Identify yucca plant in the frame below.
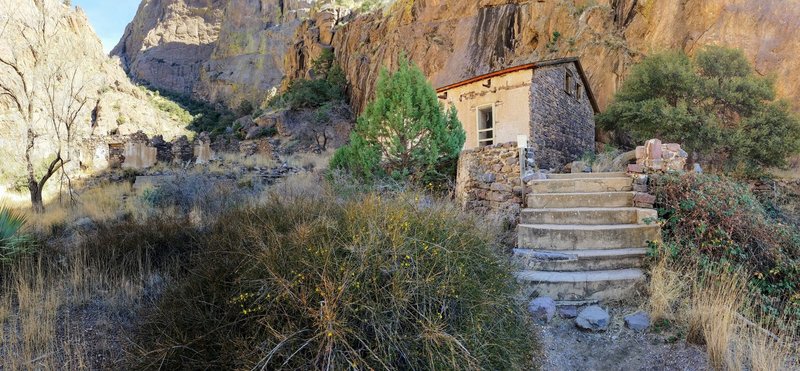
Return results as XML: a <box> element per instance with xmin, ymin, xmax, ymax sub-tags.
<box><xmin>0</xmin><ymin>206</ymin><xmax>34</xmax><ymax>263</ymax></box>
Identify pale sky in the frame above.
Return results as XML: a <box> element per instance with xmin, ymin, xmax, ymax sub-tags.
<box><xmin>73</xmin><ymin>0</ymin><xmax>141</xmax><ymax>53</ymax></box>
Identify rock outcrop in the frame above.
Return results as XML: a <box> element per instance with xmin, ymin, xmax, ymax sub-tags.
<box><xmin>333</xmin><ymin>0</ymin><xmax>800</xmax><ymax>112</ymax></box>
<box><xmin>0</xmin><ymin>0</ymin><xmax>190</xmax><ymax>178</ymax></box>
<box><xmin>111</xmin><ymin>0</ymin><xmax>226</xmax><ymax>96</ymax></box>
<box><xmin>113</xmin><ymin>0</ymin><xmax>800</xmax><ymax>114</ymax></box>
<box><xmin>113</xmin><ymin>0</ymin><xmax>328</xmax><ymax>108</ymax></box>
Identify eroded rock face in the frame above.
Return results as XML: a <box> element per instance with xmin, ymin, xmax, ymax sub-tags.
<box><xmin>114</xmin><ymin>0</ymin><xmax>800</xmax><ymax>113</ymax></box>
<box><xmin>195</xmin><ymin>0</ymin><xmax>317</xmax><ymax>108</ymax></box>
<box><xmin>111</xmin><ymin>0</ymin><xmax>226</xmax><ymax>96</ymax></box>
<box><xmin>334</xmin><ymin>0</ymin><xmax>800</xmax><ymax>112</ymax></box>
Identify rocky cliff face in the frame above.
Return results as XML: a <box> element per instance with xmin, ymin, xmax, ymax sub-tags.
<box><xmin>333</xmin><ymin>0</ymin><xmax>800</xmax><ymax>112</ymax></box>
<box><xmin>113</xmin><ymin>0</ymin><xmax>329</xmax><ymax>108</ymax></box>
<box><xmin>114</xmin><ymin>0</ymin><xmax>800</xmax><ymax>113</ymax></box>
<box><xmin>111</xmin><ymin>0</ymin><xmax>226</xmax><ymax>96</ymax></box>
<box><xmin>0</xmin><ymin>0</ymin><xmax>190</xmax><ymax>179</ymax></box>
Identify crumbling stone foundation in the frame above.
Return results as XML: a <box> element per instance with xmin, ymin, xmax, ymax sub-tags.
<box><xmin>455</xmin><ymin>142</ymin><xmax>529</xmax><ymax>219</ymax></box>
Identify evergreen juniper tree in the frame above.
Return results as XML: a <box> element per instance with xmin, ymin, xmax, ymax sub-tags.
<box><xmin>598</xmin><ymin>46</ymin><xmax>800</xmax><ymax>176</ymax></box>
<box><xmin>331</xmin><ymin>57</ymin><xmax>465</xmax><ymax>183</ymax></box>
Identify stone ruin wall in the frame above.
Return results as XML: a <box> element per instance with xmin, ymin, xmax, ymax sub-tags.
<box><xmin>80</xmin><ymin>132</ymin><xmax>215</xmax><ymax>171</ymax></box>
<box><xmin>455</xmin><ymin>143</ymin><xmax>528</xmax><ymax>220</ymax></box>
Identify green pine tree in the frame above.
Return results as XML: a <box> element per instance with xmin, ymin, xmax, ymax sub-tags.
<box><xmin>598</xmin><ymin>46</ymin><xmax>800</xmax><ymax>176</ymax></box>
<box><xmin>331</xmin><ymin>57</ymin><xmax>465</xmax><ymax>183</ymax></box>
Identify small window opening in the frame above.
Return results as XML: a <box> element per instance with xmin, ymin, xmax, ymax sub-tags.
<box><xmin>565</xmin><ymin>70</ymin><xmax>574</xmax><ymax>96</ymax></box>
<box><xmin>477</xmin><ymin>106</ymin><xmax>494</xmax><ymax>147</ymax></box>
<box><xmin>576</xmin><ymin>83</ymin><xmax>583</xmax><ymax>100</ymax></box>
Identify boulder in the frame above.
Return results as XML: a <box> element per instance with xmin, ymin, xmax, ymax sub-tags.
<box><xmin>527</xmin><ymin>296</ymin><xmax>556</xmax><ymax>323</ymax></box>
<box><xmin>624</xmin><ymin>311</ymin><xmax>650</xmax><ymax>332</ymax></box>
<box><xmin>576</xmin><ymin>305</ymin><xmax>610</xmax><ymax>332</ymax></box>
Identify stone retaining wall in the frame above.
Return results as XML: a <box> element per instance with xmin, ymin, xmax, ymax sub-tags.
<box><xmin>455</xmin><ymin>142</ymin><xmax>528</xmax><ymax>218</ymax></box>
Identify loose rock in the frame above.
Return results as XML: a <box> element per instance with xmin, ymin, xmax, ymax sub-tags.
<box><xmin>558</xmin><ymin>305</ymin><xmax>578</xmax><ymax>319</ymax></box>
<box><xmin>528</xmin><ymin>296</ymin><xmax>556</xmax><ymax>323</ymax></box>
<box><xmin>576</xmin><ymin>305</ymin><xmax>610</xmax><ymax>332</ymax></box>
<box><xmin>624</xmin><ymin>311</ymin><xmax>650</xmax><ymax>332</ymax></box>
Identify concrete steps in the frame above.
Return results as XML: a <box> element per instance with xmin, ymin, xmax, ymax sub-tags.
<box><xmin>521</xmin><ymin>207</ymin><xmax>657</xmax><ymax>225</ymax></box>
<box><xmin>527</xmin><ymin>191</ymin><xmax>636</xmax><ymax>209</ymax></box>
<box><xmin>528</xmin><ymin>177</ymin><xmax>633</xmax><ymax>193</ymax></box>
<box><xmin>546</xmin><ymin>172</ymin><xmax>628</xmax><ymax>180</ymax></box>
<box><xmin>518</xmin><ymin>223</ymin><xmax>661</xmax><ymax>250</ymax></box>
<box><xmin>513</xmin><ymin>248</ymin><xmax>647</xmax><ymax>271</ymax></box>
<box><xmin>515</xmin><ymin>268</ymin><xmax>645</xmax><ymax>301</ymax></box>
<box><xmin>513</xmin><ymin>172</ymin><xmax>660</xmax><ymax>302</ymax></box>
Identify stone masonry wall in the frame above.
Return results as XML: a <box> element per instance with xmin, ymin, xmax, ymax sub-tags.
<box><xmin>530</xmin><ymin>63</ymin><xmax>595</xmax><ymax>170</ymax></box>
<box><xmin>455</xmin><ymin>143</ymin><xmax>526</xmax><ymax>218</ymax></box>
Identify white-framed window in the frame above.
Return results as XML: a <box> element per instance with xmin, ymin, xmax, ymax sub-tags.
<box><xmin>476</xmin><ymin>104</ymin><xmax>494</xmax><ymax>147</ymax></box>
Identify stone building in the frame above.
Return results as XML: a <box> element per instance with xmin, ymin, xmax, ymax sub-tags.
<box><xmin>437</xmin><ymin>57</ymin><xmax>599</xmax><ymax>170</ymax></box>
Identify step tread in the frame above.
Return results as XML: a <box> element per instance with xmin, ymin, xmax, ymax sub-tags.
<box><xmin>519</xmin><ymin>223</ymin><xmax>659</xmax><ymax>231</ymax></box>
<box><xmin>530</xmin><ymin>177</ymin><xmax>632</xmax><ymax>183</ymax></box>
<box><xmin>515</xmin><ymin>268</ymin><xmax>644</xmax><ymax>283</ymax></box>
<box><xmin>521</xmin><ymin>207</ymin><xmax>649</xmax><ymax>213</ymax></box>
<box><xmin>529</xmin><ymin>191</ymin><xmax>637</xmax><ymax>196</ymax></box>
<box><xmin>547</xmin><ymin>172</ymin><xmax>628</xmax><ymax>179</ymax></box>
<box><xmin>513</xmin><ymin>248</ymin><xmax>648</xmax><ymax>259</ymax></box>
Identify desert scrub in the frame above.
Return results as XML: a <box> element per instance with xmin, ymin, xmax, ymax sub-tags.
<box><xmin>650</xmin><ymin>173</ymin><xmax>800</xmax><ymax>324</ymax></box>
<box><xmin>130</xmin><ymin>192</ymin><xmax>536</xmax><ymax>369</ymax></box>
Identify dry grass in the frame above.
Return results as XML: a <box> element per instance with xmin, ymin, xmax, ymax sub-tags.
<box><xmin>0</xmin><ymin>225</ymin><xmax>183</xmax><ymax>368</ymax></box>
<box><xmin>214</xmin><ymin>152</ymin><xmax>277</xmax><ymax>170</ymax></box>
<box><xmin>686</xmin><ymin>271</ymin><xmax>745</xmax><ymax>369</ymax></box>
<box><xmin>0</xmin><ymin>181</ymin><xmax>133</xmax><ymax>233</ymax></box>
<box><xmin>286</xmin><ymin>149</ymin><xmax>335</xmax><ymax>171</ymax></box>
<box><xmin>1</xmin><ymin>258</ymin><xmax>73</xmax><ymax>369</ymax></box>
<box><xmin>648</xmin><ymin>263</ymin><xmax>799</xmax><ymax>370</ymax></box>
<box><xmin>647</xmin><ymin>256</ymin><xmax>686</xmax><ymax>323</ymax></box>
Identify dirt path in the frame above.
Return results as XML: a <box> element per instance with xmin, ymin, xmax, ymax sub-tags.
<box><xmin>537</xmin><ymin>306</ymin><xmax>708</xmax><ymax>371</ymax></box>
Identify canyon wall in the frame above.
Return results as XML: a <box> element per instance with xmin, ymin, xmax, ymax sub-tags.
<box><xmin>114</xmin><ymin>0</ymin><xmax>800</xmax><ymax>113</ymax></box>
<box><xmin>0</xmin><ymin>0</ymin><xmax>190</xmax><ymax>178</ymax></box>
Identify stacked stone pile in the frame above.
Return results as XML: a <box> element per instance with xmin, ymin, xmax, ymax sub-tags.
<box><xmin>628</xmin><ymin>139</ymin><xmax>688</xmax><ymax>173</ymax></box>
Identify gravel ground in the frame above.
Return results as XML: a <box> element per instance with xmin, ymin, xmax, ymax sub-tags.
<box><xmin>538</xmin><ymin>305</ymin><xmax>708</xmax><ymax>371</ymax></box>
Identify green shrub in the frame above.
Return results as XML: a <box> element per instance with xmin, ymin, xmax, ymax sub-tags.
<box><xmin>140</xmin><ymin>85</ymin><xmax>236</xmax><ymax>135</ymax></box>
<box><xmin>130</xmin><ymin>192</ymin><xmax>535</xmax><ymax>369</ymax></box>
<box><xmin>0</xmin><ymin>206</ymin><xmax>35</xmax><ymax>264</ymax></box>
<box><xmin>650</xmin><ymin>173</ymin><xmax>800</xmax><ymax>322</ymax></box>
<box><xmin>236</xmin><ymin>100</ymin><xmax>255</xmax><ymax>116</ymax></box>
<box><xmin>331</xmin><ymin>57</ymin><xmax>465</xmax><ymax>184</ymax></box>
<box><xmin>271</xmin><ymin>49</ymin><xmax>348</xmax><ymax>110</ymax></box>
<box><xmin>599</xmin><ymin>47</ymin><xmax>800</xmax><ymax>176</ymax></box>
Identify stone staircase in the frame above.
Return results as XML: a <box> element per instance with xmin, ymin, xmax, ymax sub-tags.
<box><xmin>514</xmin><ymin>172</ymin><xmax>661</xmax><ymax>301</ymax></box>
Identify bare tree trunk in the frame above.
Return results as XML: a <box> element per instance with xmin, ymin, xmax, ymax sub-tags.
<box><xmin>29</xmin><ymin>183</ymin><xmax>44</xmax><ymax>214</ymax></box>
<box><xmin>25</xmin><ymin>129</ymin><xmax>45</xmax><ymax>213</ymax></box>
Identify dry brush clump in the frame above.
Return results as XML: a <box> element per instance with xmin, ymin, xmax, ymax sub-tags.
<box><xmin>647</xmin><ymin>254</ymin><xmax>799</xmax><ymax>370</ymax></box>
<box><xmin>650</xmin><ymin>173</ymin><xmax>800</xmax><ymax>324</ymax></box>
<box><xmin>647</xmin><ymin>172</ymin><xmax>799</xmax><ymax>369</ymax></box>
<box><xmin>0</xmin><ymin>214</ymin><xmax>200</xmax><ymax>369</ymax></box>
<box><xmin>129</xmin><ymin>191</ymin><xmax>536</xmax><ymax>370</ymax></box>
